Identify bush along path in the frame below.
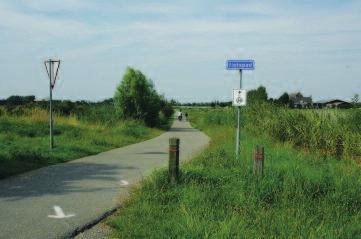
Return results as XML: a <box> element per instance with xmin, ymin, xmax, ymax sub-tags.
<box><xmin>108</xmin><ymin>109</ymin><xmax>361</xmax><ymax>238</ymax></box>
<box><xmin>0</xmin><ymin>119</ymin><xmax>209</xmax><ymax>239</ymax></box>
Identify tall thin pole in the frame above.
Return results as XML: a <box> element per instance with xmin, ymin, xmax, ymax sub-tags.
<box><xmin>49</xmin><ymin>61</ymin><xmax>54</xmax><ymax>149</ymax></box>
<box><xmin>236</xmin><ymin>70</ymin><xmax>242</xmax><ymax>157</ymax></box>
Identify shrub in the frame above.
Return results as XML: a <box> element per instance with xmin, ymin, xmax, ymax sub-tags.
<box><xmin>114</xmin><ymin>67</ymin><xmax>171</xmax><ymax>127</ymax></box>
<box><xmin>247</xmin><ymin>86</ymin><xmax>268</xmax><ymax>104</ymax></box>
<box><xmin>160</xmin><ymin>97</ymin><xmax>174</xmax><ymax>119</ymax></box>
<box><xmin>6</xmin><ymin>95</ymin><xmax>35</xmax><ymax>105</ymax></box>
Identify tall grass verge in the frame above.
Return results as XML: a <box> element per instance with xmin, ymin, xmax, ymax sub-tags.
<box><xmin>187</xmin><ymin>104</ymin><xmax>361</xmax><ymax>160</ymax></box>
<box><xmin>108</xmin><ymin>108</ymin><xmax>361</xmax><ymax>238</ymax></box>
<box><xmin>0</xmin><ymin>109</ymin><xmax>163</xmax><ymax>179</ymax></box>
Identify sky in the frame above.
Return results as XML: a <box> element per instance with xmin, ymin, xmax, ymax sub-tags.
<box><xmin>0</xmin><ymin>0</ymin><xmax>360</xmax><ymax>102</ymax></box>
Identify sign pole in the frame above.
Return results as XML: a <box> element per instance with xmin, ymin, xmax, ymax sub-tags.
<box><xmin>226</xmin><ymin>59</ymin><xmax>254</xmax><ymax>158</ymax></box>
<box><xmin>49</xmin><ymin>61</ymin><xmax>54</xmax><ymax>149</ymax></box>
<box><xmin>44</xmin><ymin>58</ymin><xmax>60</xmax><ymax>150</ymax></box>
<box><xmin>236</xmin><ymin>69</ymin><xmax>242</xmax><ymax>157</ymax></box>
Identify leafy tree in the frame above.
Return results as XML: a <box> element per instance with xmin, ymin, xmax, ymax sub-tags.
<box><xmin>159</xmin><ymin>96</ymin><xmax>173</xmax><ymax>119</ymax></box>
<box><xmin>276</xmin><ymin>92</ymin><xmax>290</xmax><ymax>106</ymax></box>
<box><xmin>219</xmin><ymin>101</ymin><xmax>232</xmax><ymax>107</ymax></box>
<box><xmin>247</xmin><ymin>86</ymin><xmax>268</xmax><ymax>104</ymax></box>
<box><xmin>6</xmin><ymin>95</ymin><xmax>35</xmax><ymax>105</ymax></box>
<box><xmin>169</xmin><ymin>99</ymin><xmax>179</xmax><ymax>106</ymax></box>
<box><xmin>100</xmin><ymin>98</ymin><xmax>114</xmax><ymax>105</ymax></box>
<box><xmin>114</xmin><ymin>67</ymin><xmax>163</xmax><ymax>127</ymax></box>
<box><xmin>56</xmin><ymin>100</ymin><xmax>75</xmax><ymax>115</ymax></box>
<box><xmin>211</xmin><ymin>101</ymin><xmax>219</xmax><ymax>108</ymax></box>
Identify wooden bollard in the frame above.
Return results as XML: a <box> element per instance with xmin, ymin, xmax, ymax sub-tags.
<box><xmin>253</xmin><ymin>145</ymin><xmax>264</xmax><ymax>177</ymax></box>
<box><xmin>335</xmin><ymin>136</ymin><xmax>343</xmax><ymax>159</ymax></box>
<box><xmin>169</xmin><ymin>137</ymin><xmax>180</xmax><ymax>183</ymax></box>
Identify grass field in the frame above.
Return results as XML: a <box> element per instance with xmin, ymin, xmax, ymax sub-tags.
<box><xmin>0</xmin><ymin>107</ymin><xmax>164</xmax><ymax>179</ymax></box>
<box><xmin>108</xmin><ymin>107</ymin><xmax>361</xmax><ymax>238</ymax></box>
<box><xmin>193</xmin><ymin>104</ymin><xmax>361</xmax><ymax>159</ymax></box>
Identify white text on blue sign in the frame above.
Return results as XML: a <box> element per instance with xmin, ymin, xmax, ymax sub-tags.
<box><xmin>226</xmin><ymin>60</ymin><xmax>255</xmax><ymax>70</ymax></box>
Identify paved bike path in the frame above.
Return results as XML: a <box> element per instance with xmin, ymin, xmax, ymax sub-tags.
<box><xmin>0</xmin><ymin>120</ymin><xmax>210</xmax><ymax>239</ymax></box>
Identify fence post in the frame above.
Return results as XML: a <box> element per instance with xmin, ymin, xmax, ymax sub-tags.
<box><xmin>335</xmin><ymin>136</ymin><xmax>343</xmax><ymax>159</ymax></box>
<box><xmin>253</xmin><ymin>145</ymin><xmax>264</xmax><ymax>177</ymax></box>
<box><xmin>169</xmin><ymin>137</ymin><xmax>180</xmax><ymax>183</ymax></box>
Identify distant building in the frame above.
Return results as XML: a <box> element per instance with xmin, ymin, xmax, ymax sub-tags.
<box><xmin>289</xmin><ymin>92</ymin><xmax>312</xmax><ymax>108</ymax></box>
<box><xmin>314</xmin><ymin>99</ymin><xmax>352</xmax><ymax>109</ymax></box>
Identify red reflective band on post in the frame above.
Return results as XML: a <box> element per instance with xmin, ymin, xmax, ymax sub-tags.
<box><xmin>169</xmin><ymin>146</ymin><xmax>179</xmax><ymax>152</ymax></box>
<box><xmin>254</xmin><ymin>153</ymin><xmax>263</xmax><ymax>161</ymax></box>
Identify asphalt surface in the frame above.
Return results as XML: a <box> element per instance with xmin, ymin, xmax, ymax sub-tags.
<box><xmin>0</xmin><ymin>119</ymin><xmax>210</xmax><ymax>239</ymax></box>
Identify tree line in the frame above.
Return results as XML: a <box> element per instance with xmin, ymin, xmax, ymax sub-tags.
<box><xmin>1</xmin><ymin>67</ymin><xmax>174</xmax><ymax>127</ymax></box>
<box><xmin>2</xmin><ymin>77</ymin><xmax>359</xmax><ymax>123</ymax></box>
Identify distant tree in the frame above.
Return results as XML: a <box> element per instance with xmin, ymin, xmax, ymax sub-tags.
<box><xmin>100</xmin><ymin>98</ymin><xmax>114</xmax><ymax>105</ymax></box>
<box><xmin>75</xmin><ymin>100</ymin><xmax>90</xmax><ymax>105</ymax></box>
<box><xmin>169</xmin><ymin>99</ymin><xmax>179</xmax><ymax>106</ymax></box>
<box><xmin>114</xmin><ymin>67</ymin><xmax>163</xmax><ymax>127</ymax></box>
<box><xmin>6</xmin><ymin>95</ymin><xmax>35</xmax><ymax>105</ymax></box>
<box><xmin>57</xmin><ymin>100</ymin><xmax>75</xmax><ymax>115</ymax></box>
<box><xmin>219</xmin><ymin>101</ymin><xmax>232</xmax><ymax>107</ymax></box>
<box><xmin>24</xmin><ymin>95</ymin><xmax>35</xmax><ymax>103</ymax></box>
<box><xmin>276</xmin><ymin>92</ymin><xmax>290</xmax><ymax>106</ymax></box>
<box><xmin>247</xmin><ymin>86</ymin><xmax>268</xmax><ymax>104</ymax></box>
<box><xmin>351</xmin><ymin>94</ymin><xmax>359</xmax><ymax>107</ymax></box>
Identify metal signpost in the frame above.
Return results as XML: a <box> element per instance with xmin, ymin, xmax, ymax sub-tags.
<box><xmin>44</xmin><ymin>59</ymin><xmax>61</xmax><ymax>149</ymax></box>
<box><xmin>226</xmin><ymin>59</ymin><xmax>255</xmax><ymax>157</ymax></box>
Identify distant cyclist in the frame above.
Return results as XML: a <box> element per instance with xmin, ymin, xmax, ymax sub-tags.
<box><xmin>177</xmin><ymin>111</ymin><xmax>183</xmax><ymax>121</ymax></box>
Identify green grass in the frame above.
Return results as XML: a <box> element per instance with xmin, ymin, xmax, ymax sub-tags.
<box><xmin>0</xmin><ymin>113</ymin><xmax>163</xmax><ymax>179</ymax></box>
<box><xmin>187</xmin><ymin>105</ymin><xmax>361</xmax><ymax>159</ymax></box>
<box><xmin>108</xmin><ymin>107</ymin><xmax>361</xmax><ymax>238</ymax></box>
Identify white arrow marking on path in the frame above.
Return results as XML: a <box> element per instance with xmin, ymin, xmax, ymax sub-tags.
<box><xmin>120</xmin><ymin>180</ymin><xmax>129</xmax><ymax>186</ymax></box>
<box><xmin>48</xmin><ymin>206</ymin><xmax>75</xmax><ymax>219</ymax></box>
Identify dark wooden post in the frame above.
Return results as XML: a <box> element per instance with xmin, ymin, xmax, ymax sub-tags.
<box><xmin>253</xmin><ymin>145</ymin><xmax>264</xmax><ymax>177</ymax></box>
<box><xmin>169</xmin><ymin>137</ymin><xmax>180</xmax><ymax>183</ymax></box>
<box><xmin>335</xmin><ymin>136</ymin><xmax>343</xmax><ymax>159</ymax></box>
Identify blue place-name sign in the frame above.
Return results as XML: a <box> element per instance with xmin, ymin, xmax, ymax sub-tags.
<box><xmin>226</xmin><ymin>60</ymin><xmax>255</xmax><ymax>70</ymax></box>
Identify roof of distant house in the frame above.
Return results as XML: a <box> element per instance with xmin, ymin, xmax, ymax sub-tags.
<box><xmin>315</xmin><ymin>99</ymin><xmax>350</xmax><ymax>104</ymax></box>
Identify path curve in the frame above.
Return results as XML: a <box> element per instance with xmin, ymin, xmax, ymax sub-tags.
<box><xmin>0</xmin><ymin>120</ymin><xmax>209</xmax><ymax>239</ymax></box>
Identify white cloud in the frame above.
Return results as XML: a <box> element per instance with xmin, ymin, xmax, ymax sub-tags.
<box><xmin>19</xmin><ymin>0</ymin><xmax>93</xmax><ymax>12</ymax></box>
<box><xmin>0</xmin><ymin>0</ymin><xmax>360</xmax><ymax>100</ymax></box>
<box><xmin>0</xmin><ymin>2</ymin><xmax>95</xmax><ymax>40</ymax></box>
<box><xmin>218</xmin><ymin>1</ymin><xmax>277</xmax><ymax>16</ymax></box>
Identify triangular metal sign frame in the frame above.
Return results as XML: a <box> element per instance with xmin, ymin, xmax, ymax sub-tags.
<box><xmin>44</xmin><ymin>60</ymin><xmax>61</xmax><ymax>89</ymax></box>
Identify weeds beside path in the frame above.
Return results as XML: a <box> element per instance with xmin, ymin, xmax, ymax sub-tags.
<box><xmin>108</xmin><ymin>109</ymin><xmax>361</xmax><ymax>238</ymax></box>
